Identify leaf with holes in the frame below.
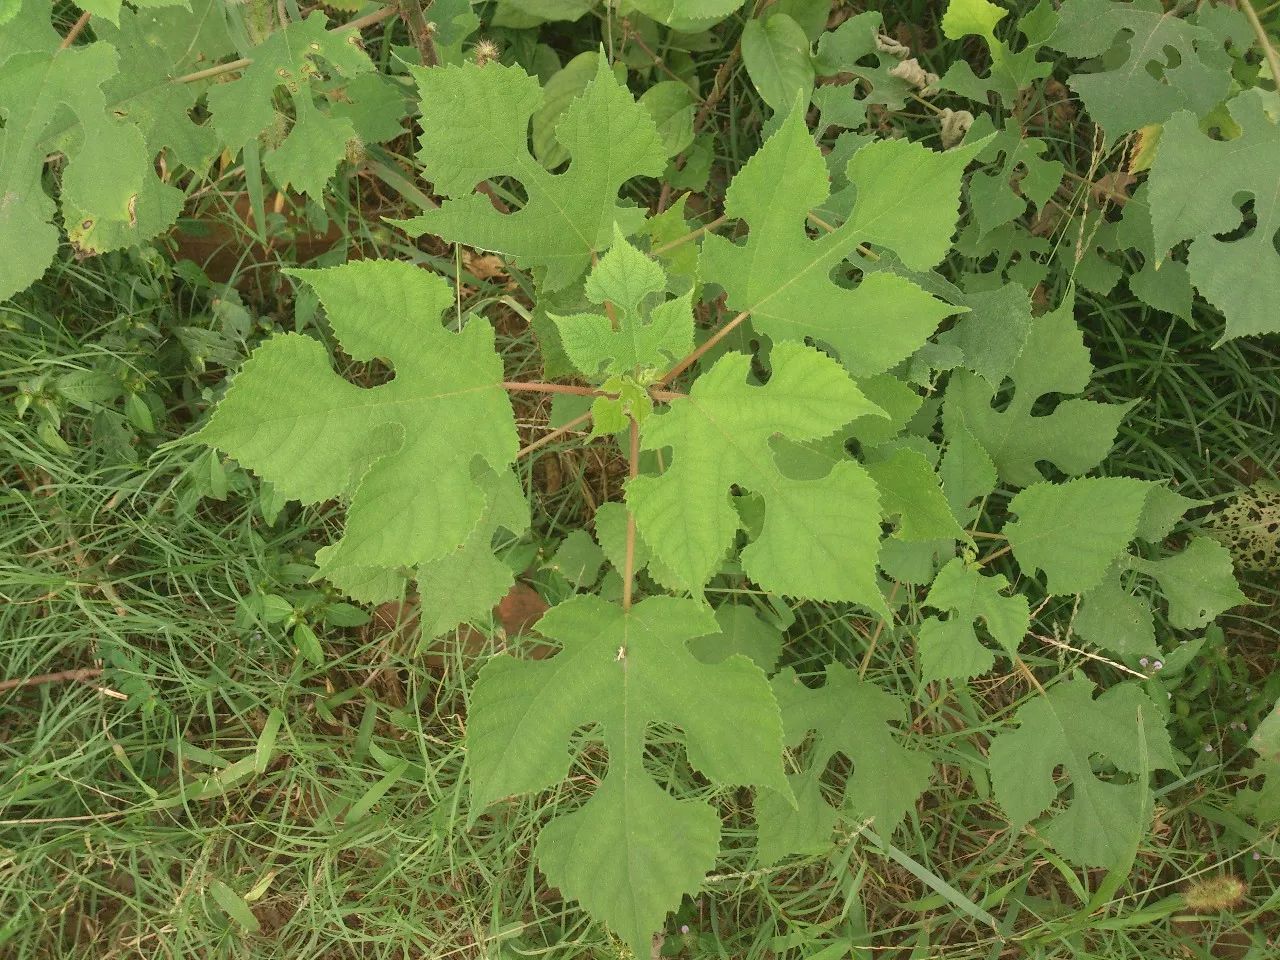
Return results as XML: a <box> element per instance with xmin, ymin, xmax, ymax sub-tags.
<box><xmin>918</xmin><ymin>558</ymin><xmax>1030</xmax><ymax>682</ymax></box>
<box><xmin>1148</xmin><ymin>90</ymin><xmax>1280</xmax><ymax>339</ymax></box>
<box><xmin>943</xmin><ymin>294</ymin><xmax>1133</xmax><ymax>487</ymax></box>
<box><xmin>396</xmin><ymin>57</ymin><xmax>666</xmax><ymax>293</ymax></box>
<box><xmin>1048</xmin><ymin>0</ymin><xmax>1246</xmax><ymax>142</ymax></box>
<box><xmin>937</xmin><ymin>0</ymin><xmax>1056</xmax><ymax>102</ymax></box>
<box><xmin>989</xmin><ymin>677</ymin><xmax>1177</xmax><ymax>867</ymax></box>
<box><xmin>700</xmin><ymin>107</ymin><xmax>985</xmax><ymax>378</ymax></box>
<box><xmin>206</xmin><ymin>13</ymin><xmax>374</xmax><ymax>200</ymax></box>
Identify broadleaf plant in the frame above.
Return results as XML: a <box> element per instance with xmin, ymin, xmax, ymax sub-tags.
<box><xmin>7</xmin><ymin>0</ymin><xmax>1261</xmax><ymax>948</ymax></box>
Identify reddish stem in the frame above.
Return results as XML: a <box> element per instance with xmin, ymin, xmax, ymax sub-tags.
<box><xmin>502</xmin><ymin>381</ymin><xmax>599</xmax><ymax>398</ymax></box>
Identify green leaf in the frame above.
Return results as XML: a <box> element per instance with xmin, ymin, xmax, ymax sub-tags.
<box><xmin>1234</xmin><ymin>697</ymin><xmax>1280</xmax><ymax>825</ymax></box>
<box><xmin>293</xmin><ymin>622</ymin><xmax>324</xmax><ymax>667</ymax></box>
<box><xmin>989</xmin><ymin>677</ymin><xmax>1176</xmax><ymax>867</ymax></box>
<box><xmin>810</xmin><ymin>11</ymin><xmax>914</xmax><ymax>128</ymax></box>
<box><xmin>532</xmin><ymin>51</ymin><xmax>622</xmax><ymax>169</ymax></box>
<box><xmin>0</xmin><ymin>12</ymin><xmax>188</xmax><ymax>298</ymax></box>
<box><xmin>206</xmin><ymin>13</ymin><xmax>373</xmax><ymax>200</ymax></box>
<box><xmin>628</xmin><ymin>0</ymin><xmax>745</xmax><ymax>31</ymax></box>
<box><xmin>549</xmin><ymin>528</ymin><xmax>606</xmax><ymax>589</ymax></box>
<box><xmin>324</xmin><ymin>603</ymin><xmax>371</xmax><ymax>628</ymax></box>
<box><xmin>627</xmin><ymin>342</ymin><xmax>888</xmax><ymax>610</ymax></box>
<box><xmin>467</xmin><ymin>594</ymin><xmax>789</xmax><ymax>955</ymax></box>
<box><xmin>92</xmin><ymin>1</ymin><xmax>235</xmax><ymax>170</ymax></box>
<box><xmin>1075</xmin><ymin>566</ymin><xmax>1157</xmax><ymax>658</ymax></box>
<box><xmin>640</xmin><ymin>80</ymin><xmax>697</xmax><ymax>157</ymax></box>
<box><xmin>1134</xmin><ymin>484</ymin><xmax>1202</xmax><ymax>543</ymax></box>
<box><xmin>941</xmin><ymin>0</ymin><xmax>1005</xmax><ymax>40</ymax></box>
<box><xmin>742</xmin><ymin>13</ymin><xmax>815</xmax><ymax>113</ymax></box>
<box><xmin>74</xmin><ymin>0</ymin><xmax>187</xmax><ymax>26</ymax></box>
<box><xmin>208</xmin><ymin>878</ymin><xmax>260</xmax><ymax>933</ymax></box>
<box><xmin>1148</xmin><ymin>90</ymin><xmax>1280</xmax><ymax>339</ymax></box>
<box><xmin>918</xmin><ymin>558</ymin><xmax>1029</xmax><ymax>682</ymax></box>
<box><xmin>397</xmin><ymin>58</ymin><xmax>666</xmax><ymax>293</ymax></box>
<box><xmin>958</xmin><ymin>117</ymin><xmax>1063</xmax><ymax>237</ymax></box>
<box><xmin>1005</xmin><ymin>477</ymin><xmax>1153</xmax><ymax>595</ymax></box>
<box><xmin>1130</xmin><ymin>537</ymin><xmax>1246</xmax><ymax>631</ymax></box>
<box><xmin>938</xmin><ymin>0</ymin><xmax>1055</xmax><ymax>102</ymax></box>
<box><xmin>943</xmin><ymin>294</ymin><xmax>1131</xmax><ymax>487</ymax></box>
<box><xmin>195</xmin><ymin>261</ymin><xmax>518</xmax><ymax>592</ymax></box>
<box><xmin>937</xmin><ymin>282</ymin><xmax>1033</xmax><ymax>389</ymax></box>
<box><xmin>414</xmin><ymin>466</ymin><xmax>530</xmax><ymax>633</ymax></box>
<box><xmin>756</xmin><ymin>665</ymin><xmax>932</xmax><ymax>865</ymax></box>
<box><xmin>1113</xmin><ymin>183</ymin><xmax>1193</xmax><ymax>322</ymax></box>
<box><xmin>688</xmin><ymin>603</ymin><xmax>784</xmax><ymax>673</ymax></box>
<box><xmin>940</xmin><ymin>422</ymin><xmax>997</xmax><ymax>525</ymax></box>
<box><xmin>1048</xmin><ymin>0</ymin><xmax>1240</xmax><ymax>142</ymax></box>
<box><xmin>550</xmin><ymin>227</ymin><xmax>694</xmax><ymax>380</ymax></box>
<box><xmin>701</xmin><ymin>108</ymin><xmax>981</xmax><ymax>377</ymax></box>
<box><xmin>327</xmin><ymin>73</ymin><xmax>410</xmax><ymax>146</ymax></box>
<box><xmin>866</xmin><ymin>448</ymin><xmax>968</xmax><ymax>544</ymax></box>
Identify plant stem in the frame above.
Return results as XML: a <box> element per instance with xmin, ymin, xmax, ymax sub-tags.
<box><xmin>58</xmin><ymin>11</ymin><xmax>92</xmax><ymax>50</ymax></box>
<box><xmin>657</xmin><ymin>309</ymin><xmax>749</xmax><ymax>386</ymax></box>
<box><xmin>502</xmin><ymin>381</ymin><xmax>598</xmax><ymax>398</ymax></box>
<box><xmin>649</xmin><ymin>215</ymin><xmax>727</xmax><ymax>256</ymax></box>
<box><xmin>657</xmin><ymin>5</ymin><xmax>763</xmax><ymax>213</ymax></box>
<box><xmin>517</xmin><ymin>411</ymin><xmax>591</xmax><ymax>458</ymax></box>
<box><xmin>977</xmin><ymin>543</ymin><xmax>1013</xmax><ymax>567</ymax></box>
<box><xmin>858</xmin><ymin>583</ymin><xmax>899</xmax><ymax>678</ymax></box>
<box><xmin>648</xmin><ymin>388</ymin><xmax>684</xmax><ymax>403</ymax></box>
<box><xmin>1240</xmin><ymin>0</ymin><xmax>1280</xmax><ymax>93</ymax></box>
<box><xmin>1013</xmin><ymin>656</ymin><xmax>1046</xmax><ymax>696</ymax></box>
<box><xmin>0</xmin><ymin>668</ymin><xmax>103</xmax><ymax>695</ymax></box>
<box><xmin>622</xmin><ymin>417</ymin><xmax>640</xmax><ymax>612</ymax></box>
<box><xmin>398</xmin><ymin>0</ymin><xmax>439</xmax><ymax>68</ymax></box>
<box><xmin>622</xmin><ymin>19</ymin><xmax>704</xmax><ymax>101</ymax></box>
<box><xmin>171</xmin><ymin>5</ymin><xmax>399</xmax><ymax>84</ymax></box>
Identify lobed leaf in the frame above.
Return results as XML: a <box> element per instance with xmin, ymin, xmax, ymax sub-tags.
<box><xmin>467</xmin><ymin>594</ymin><xmax>789</xmax><ymax>955</ymax></box>
<box><xmin>756</xmin><ymin>664</ymin><xmax>932</xmax><ymax>865</ymax></box>
<box><xmin>989</xmin><ymin>677</ymin><xmax>1177</xmax><ymax>868</ymax></box>
<box><xmin>700</xmin><ymin>106</ymin><xmax>982</xmax><ymax>378</ymax></box>
<box><xmin>397</xmin><ymin>57</ymin><xmax>666</xmax><ymax>293</ymax></box>
<box><xmin>196</xmin><ymin>261</ymin><xmax>520</xmax><ymax>593</ymax></box>
<box><xmin>627</xmin><ymin>341</ymin><xmax>889</xmax><ymax>610</ymax></box>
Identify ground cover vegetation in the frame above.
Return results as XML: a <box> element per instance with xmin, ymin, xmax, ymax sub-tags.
<box><xmin>2</xmin><ymin>0</ymin><xmax>1280</xmax><ymax>956</ymax></box>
